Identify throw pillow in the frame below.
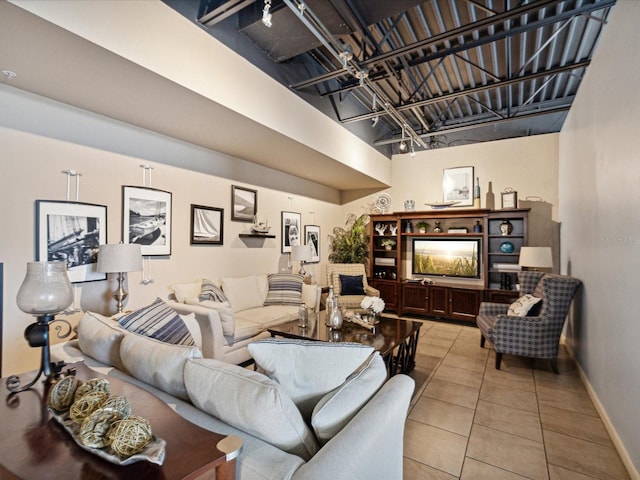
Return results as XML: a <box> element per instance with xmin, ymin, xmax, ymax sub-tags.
<box><xmin>263</xmin><ymin>273</ymin><xmax>304</xmax><ymax>306</ymax></box>
<box><xmin>184</xmin><ymin>358</ymin><xmax>319</xmax><ymax>460</ymax></box>
<box><xmin>507</xmin><ymin>294</ymin><xmax>543</xmax><ymax>317</ymax></box>
<box><xmin>120</xmin><ymin>332</ymin><xmax>202</xmax><ymax>401</ymax></box>
<box><xmin>339</xmin><ymin>274</ymin><xmax>366</xmax><ymax>296</ymax></box>
<box><xmin>77</xmin><ymin>311</ymin><xmax>126</xmax><ymax>369</ymax></box>
<box><xmin>311</xmin><ymin>352</ymin><xmax>387</xmax><ymax>443</ymax></box>
<box><xmin>247</xmin><ymin>339</ymin><xmax>375</xmax><ymax>421</ymax></box>
<box><xmin>118</xmin><ymin>298</ymin><xmax>195</xmax><ymax>346</ymax></box>
<box><xmin>221</xmin><ymin>275</ymin><xmax>265</xmax><ymax>313</ymax></box>
<box><xmin>171</xmin><ymin>281</ymin><xmax>202</xmax><ymax>303</ymax></box>
<box><xmin>199</xmin><ymin>279</ymin><xmax>228</xmax><ymax>303</ymax></box>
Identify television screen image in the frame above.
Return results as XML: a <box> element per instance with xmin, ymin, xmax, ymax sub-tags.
<box><xmin>412</xmin><ymin>238</ymin><xmax>481</xmax><ymax>278</ymax></box>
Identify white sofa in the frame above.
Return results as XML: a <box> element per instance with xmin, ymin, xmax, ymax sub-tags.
<box><xmin>167</xmin><ymin>274</ymin><xmax>322</xmax><ymax>365</ymax></box>
<box><xmin>51</xmin><ymin>311</ymin><xmax>415</xmax><ymax>480</ymax></box>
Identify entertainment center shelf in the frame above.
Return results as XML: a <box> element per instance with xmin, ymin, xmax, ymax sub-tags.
<box><xmin>369</xmin><ymin>208</ymin><xmax>529</xmax><ymax>321</ymax></box>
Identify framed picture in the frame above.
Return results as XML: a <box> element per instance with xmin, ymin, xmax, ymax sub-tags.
<box><xmin>190</xmin><ymin>204</ymin><xmax>223</xmax><ymax>245</ymax></box>
<box><xmin>442</xmin><ymin>166</ymin><xmax>474</xmax><ymax>207</ymax></box>
<box><xmin>281</xmin><ymin>211</ymin><xmax>301</xmax><ymax>253</ymax></box>
<box><xmin>35</xmin><ymin>200</ymin><xmax>107</xmax><ymax>283</ymax></box>
<box><xmin>501</xmin><ymin>189</ymin><xmax>518</xmax><ymax>209</ymax></box>
<box><xmin>231</xmin><ymin>185</ymin><xmax>257</xmax><ymax>222</ymax></box>
<box><xmin>122</xmin><ymin>186</ymin><xmax>172</xmax><ymax>256</ymax></box>
<box><xmin>304</xmin><ymin>225</ymin><xmax>320</xmax><ymax>263</ymax></box>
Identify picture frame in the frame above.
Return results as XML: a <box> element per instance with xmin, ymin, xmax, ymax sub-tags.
<box><xmin>231</xmin><ymin>185</ymin><xmax>257</xmax><ymax>222</ymax></box>
<box><xmin>304</xmin><ymin>225</ymin><xmax>320</xmax><ymax>263</ymax></box>
<box><xmin>122</xmin><ymin>186</ymin><xmax>172</xmax><ymax>256</ymax></box>
<box><xmin>501</xmin><ymin>189</ymin><xmax>518</xmax><ymax>209</ymax></box>
<box><xmin>442</xmin><ymin>166</ymin><xmax>474</xmax><ymax>207</ymax></box>
<box><xmin>35</xmin><ymin>200</ymin><xmax>107</xmax><ymax>283</ymax></box>
<box><xmin>190</xmin><ymin>204</ymin><xmax>223</xmax><ymax>245</ymax></box>
<box><xmin>281</xmin><ymin>211</ymin><xmax>301</xmax><ymax>253</ymax></box>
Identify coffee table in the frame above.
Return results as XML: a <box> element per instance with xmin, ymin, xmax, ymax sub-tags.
<box><xmin>0</xmin><ymin>362</ymin><xmax>241</xmax><ymax>480</ymax></box>
<box><xmin>268</xmin><ymin>313</ymin><xmax>421</xmax><ymax>375</ymax></box>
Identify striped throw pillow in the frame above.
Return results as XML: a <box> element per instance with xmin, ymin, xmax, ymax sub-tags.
<box><xmin>199</xmin><ymin>279</ymin><xmax>228</xmax><ymax>303</ymax></box>
<box><xmin>118</xmin><ymin>298</ymin><xmax>195</xmax><ymax>346</ymax></box>
<box><xmin>263</xmin><ymin>273</ymin><xmax>304</xmax><ymax>306</ymax></box>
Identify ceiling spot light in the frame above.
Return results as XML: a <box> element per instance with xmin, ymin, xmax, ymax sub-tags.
<box><xmin>371</xmin><ymin>115</ymin><xmax>379</xmax><ymax>127</ymax></box>
<box><xmin>399</xmin><ymin>126</ymin><xmax>407</xmax><ymax>152</ymax></box>
<box><xmin>262</xmin><ymin>0</ymin><xmax>272</xmax><ymax>28</ymax></box>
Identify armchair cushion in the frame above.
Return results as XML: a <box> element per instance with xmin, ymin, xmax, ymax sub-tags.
<box><xmin>118</xmin><ymin>298</ymin><xmax>195</xmax><ymax>346</ymax></box>
<box><xmin>507</xmin><ymin>294</ymin><xmax>542</xmax><ymax>317</ymax></box>
<box><xmin>263</xmin><ymin>273</ymin><xmax>304</xmax><ymax>306</ymax></box>
<box><xmin>339</xmin><ymin>274</ymin><xmax>366</xmax><ymax>296</ymax></box>
<box><xmin>199</xmin><ymin>279</ymin><xmax>228</xmax><ymax>303</ymax></box>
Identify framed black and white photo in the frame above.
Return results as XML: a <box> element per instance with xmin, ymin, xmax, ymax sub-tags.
<box><xmin>231</xmin><ymin>185</ymin><xmax>257</xmax><ymax>222</ymax></box>
<box><xmin>190</xmin><ymin>204</ymin><xmax>223</xmax><ymax>245</ymax></box>
<box><xmin>122</xmin><ymin>186</ymin><xmax>172</xmax><ymax>256</ymax></box>
<box><xmin>304</xmin><ymin>225</ymin><xmax>320</xmax><ymax>263</ymax></box>
<box><xmin>281</xmin><ymin>211</ymin><xmax>301</xmax><ymax>253</ymax></box>
<box><xmin>443</xmin><ymin>166</ymin><xmax>474</xmax><ymax>207</ymax></box>
<box><xmin>36</xmin><ymin>200</ymin><xmax>107</xmax><ymax>283</ymax></box>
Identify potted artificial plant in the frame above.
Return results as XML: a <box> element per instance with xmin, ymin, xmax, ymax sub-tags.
<box><xmin>416</xmin><ymin>221</ymin><xmax>429</xmax><ymax>234</ymax></box>
<box><xmin>328</xmin><ymin>213</ymin><xmax>370</xmax><ymax>265</ymax></box>
<box><xmin>380</xmin><ymin>238</ymin><xmax>396</xmax><ymax>250</ymax></box>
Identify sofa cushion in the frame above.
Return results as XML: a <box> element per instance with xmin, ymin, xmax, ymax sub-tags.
<box><xmin>120</xmin><ymin>332</ymin><xmax>201</xmax><ymax>401</ymax></box>
<box><xmin>232</xmin><ymin>317</ymin><xmax>264</xmax><ymax>343</ymax></box>
<box><xmin>221</xmin><ymin>275</ymin><xmax>266</xmax><ymax>313</ymax></box>
<box><xmin>170</xmin><ymin>281</ymin><xmax>202</xmax><ymax>303</ymax></box>
<box><xmin>237</xmin><ymin>305</ymin><xmax>296</xmax><ymax>329</ymax></box>
<box><xmin>339</xmin><ymin>274</ymin><xmax>366</xmax><ymax>296</ymax></box>
<box><xmin>311</xmin><ymin>352</ymin><xmax>387</xmax><ymax>443</ymax></box>
<box><xmin>199</xmin><ymin>279</ymin><xmax>228</xmax><ymax>303</ymax></box>
<box><xmin>77</xmin><ymin>311</ymin><xmax>126</xmax><ymax>369</ymax></box>
<box><xmin>264</xmin><ymin>273</ymin><xmax>304</xmax><ymax>306</ymax></box>
<box><xmin>248</xmin><ymin>339</ymin><xmax>375</xmax><ymax>420</ymax></box>
<box><xmin>184</xmin><ymin>358</ymin><xmax>319</xmax><ymax>460</ymax></box>
<box><xmin>118</xmin><ymin>298</ymin><xmax>195</xmax><ymax>346</ymax></box>
<box><xmin>507</xmin><ymin>294</ymin><xmax>542</xmax><ymax>317</ymax></box>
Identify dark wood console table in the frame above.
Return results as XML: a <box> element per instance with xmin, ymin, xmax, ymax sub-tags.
<box><xmin>0</xmin><ymin>362</ymin><xmax>241</xmax><ymax>479</ymax></box>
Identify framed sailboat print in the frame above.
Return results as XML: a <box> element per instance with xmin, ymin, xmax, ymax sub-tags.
<box><xmin>122</xmin><ymin>186</ymin><xmax>172</xmax><ymax>256</ymax></box>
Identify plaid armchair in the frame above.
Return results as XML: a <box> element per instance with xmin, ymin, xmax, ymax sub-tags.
<box><xmin>477</xmin><ymin>271</ymin><xmax>581</xmax><ymax>374</ymax></box>
<box><xmin>326</xmin><ymin>263</ymin><xmax>380</xmax><ymax>310</ymax></box>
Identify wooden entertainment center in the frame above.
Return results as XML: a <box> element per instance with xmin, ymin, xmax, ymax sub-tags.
<box><xmin>369</xmin><ymin>208</ymin><xmax>529</xmax><ymax>322</ymax></box>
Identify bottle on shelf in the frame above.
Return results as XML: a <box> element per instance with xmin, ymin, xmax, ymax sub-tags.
<box><xmin>474</xmin><ymin>177</ymin><xmax>481</xmax><ymax>208</ymax></box>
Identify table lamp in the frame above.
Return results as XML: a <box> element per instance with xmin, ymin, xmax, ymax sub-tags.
<box><xmin>6</xmin><ymin>261</ymin><xmax>74</xmax><ymax>392</ymax></box>
<box><xmin>291</xmin><ymin>244</ymin><xmax>312</xmax><ymax>276</ymax></box>
<box><xmin>518</xmin><ymin>247</ymin><xmax>553</xmax><ymax>271</ymax></box>
<box><xmin>97</xmin><ymin>243</ymin><xmax>143</xmax><ymax>313</ymax></box>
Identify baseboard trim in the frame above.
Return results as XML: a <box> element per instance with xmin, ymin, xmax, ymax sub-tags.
<box><xmin>561</xmin><ymin>337</ymin><xmax>640</xmax><ymax>480</ymax></box>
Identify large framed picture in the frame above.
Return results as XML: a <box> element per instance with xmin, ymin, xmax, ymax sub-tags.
<box><xmin>231</xmin><ymin>185</ymin><xmax>257</xmax><ymax>222</ymax></box>
<box><xmin>35</xmin><ymin>200</ymin><xmax>107</xmax><ymax>283</ymax></box>
<box><xmin>281</xmin><ymin>211</ymin><xmax>301</xmax><ymax>253</ymax></box>
<box><xmin>190</xmin><ymin>204</ymin><xmax>223</xmax><ymax>245</ymax></box>
<box><xmin>122</xmin><ymin>186</ymin><xmax>172</xmax><ymax>256</ymax></box>
<box><xmin>304</xmin><ymin>225</ymin><xmax>320</xmax><ymax>263</ymax></box>
<box><xmin>443</xmin><ymin>166</ymin><xmax>474</xmax><ymax>207</ymax></box>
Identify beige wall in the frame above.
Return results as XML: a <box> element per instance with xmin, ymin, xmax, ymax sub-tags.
<box><xmin>559</xmin><ymin>0</ymin><xmax>640</xmax><ymax>474</ymax></box>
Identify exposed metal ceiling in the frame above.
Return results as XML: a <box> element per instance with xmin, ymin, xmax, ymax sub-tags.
<box><xmin>166</xmin><ymin>0</ymin><xmax>615</xmax><ymax>154</ymax></box>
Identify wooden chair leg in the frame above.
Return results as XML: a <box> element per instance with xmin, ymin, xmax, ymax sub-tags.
<box><xmin>550</xmin><ymin>358</ymin><xmax>559</xmax><ymax>375</ymax></box>
<box><xmin>495</xmin><ymin>352</ymin><xmax>502</xmax><ymax>370</ymax></box>
<box><xmin>480</xmin><ymin>335</ymin><xmax>486</xmax><ymax>348</ymax></box>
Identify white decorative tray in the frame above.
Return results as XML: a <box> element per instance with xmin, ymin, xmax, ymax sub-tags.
<box><xmin>424</xmin><ymin>201</ymin><xmax>460</xmax><ymax>209</ymax></box>
<box><xmin>51</xmin><ymin>409</ymin><xmax>166</xmax><ymax>466</ymax></box>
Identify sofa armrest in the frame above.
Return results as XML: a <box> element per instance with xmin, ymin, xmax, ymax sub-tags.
<box><xmin>292</xmin><ymin>375</ymin><xmax>414</xmax><ymax>480</ymax></box>
<box><xmin>167</xmin><ymin>301</ymin><xmax>225</xmax><ymax>360</ymax></box>
<box><xmin>302</xmin><ymin>284</ymin><xmax>322</xmax><ymax>313</ymax></box>
<box><xmin>364</xmin><ymin>285</ymin><xmax>380</xmax><ymax>297</ymax></box>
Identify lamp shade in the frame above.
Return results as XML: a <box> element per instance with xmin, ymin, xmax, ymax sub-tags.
<box><xmin>97</xmin><ymin>244</ymin><xmax>143</xmax><ymax>273</ymax></box>
<box><xmin>16</xmin><ymin>261</ymin><xmax>74</xmax><ymax>316</ymax></box>
<box><xmin>518</xmin><ymin>247</ymin><xmax>553</xmax><ymax>269</ymax></box>
<box><xmin>291</xmin><ymin>245</ymin><xmax>312</xmax><ymax>262</ymax></box>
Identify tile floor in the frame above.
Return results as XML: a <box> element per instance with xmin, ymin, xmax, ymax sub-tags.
<box><xmin>403</xmin><ymin>319</ymin><xmax>630</xmax><ymax>480</ymax></box>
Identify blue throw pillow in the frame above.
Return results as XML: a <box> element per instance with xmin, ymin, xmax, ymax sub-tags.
<box><xmin>339</xmin><ymin>274</ymin><xmax>365</xmax><ymax>295</ymax></box>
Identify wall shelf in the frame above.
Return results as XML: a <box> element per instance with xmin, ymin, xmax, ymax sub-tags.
<box><xmin>239</xmin><ymin>233</ymin><xmax>276</xmax><ymax>239</ymax></box>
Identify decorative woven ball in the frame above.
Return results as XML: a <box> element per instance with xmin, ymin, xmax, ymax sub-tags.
<box><xmin>101</xmin><ymin>396</ymin><xmax>132</xmax><ymax>419</ymax></box>
<box><xmin>108</xmin><ymin>416</ymin><xmax>153</xmax><ymax>458</ymax></box>
<box><xmin>74</xmin><ymin>378</ymin><xmax>111</xmax><ymax>401</ymax></box>
<box><xmin>48</xmin><ymin>375</ymin><xmax>83</xmax><ymax>412</ymax></box>
<box><xmin>79</xmin><ymin>408</ymin><xmax>123</xmax><ymax>448</ymax></box>
<box><xmin>69</xmin><ymin>391</ymin><xmax>108</xmax><ymax>424</ymax></box>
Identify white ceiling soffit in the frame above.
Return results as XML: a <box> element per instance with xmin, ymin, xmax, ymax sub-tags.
<box><xmin>0</xmin><ymin>1</ymin><xmax>390</xmax><ymax>192</ymax></box>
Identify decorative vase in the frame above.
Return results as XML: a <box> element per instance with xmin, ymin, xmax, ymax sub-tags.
<box><xmin>500</xmin><ymin>219</ymin><xmax>513</xmax><ymax>236</ymax></box>
<box><xmin>433</xmin><ymin>221</ymin><xmax>442</xmax><ymax>233</ymax></box>
<box><xmin>384</xmin><ymin>245</ymin><xmax>392</xmax><ymax>251</ymax></box>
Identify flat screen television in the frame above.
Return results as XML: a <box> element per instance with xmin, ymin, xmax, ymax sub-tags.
<box><xmin>412</xmin><ymin>238</ymin><xmax>481</xmax><ymax>279</ymax></box>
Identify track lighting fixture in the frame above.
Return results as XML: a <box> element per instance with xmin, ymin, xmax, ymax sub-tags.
<box><xmin>262</xmin><ymin>0</ymin><xmax>272</xmax><ymax>28</ymax></box>
<box><xmin>371</xmin><ymin>116</ymin><xmax>379</xmax><ymax>127</ymax></box>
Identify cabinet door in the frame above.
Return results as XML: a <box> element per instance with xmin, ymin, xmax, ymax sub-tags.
<box><xmin>372</xmin><ymin>280</ymin><xmax>399</xmax><ymax>312</ymax></box>
<box><xmin>449</xmin><ymin>288</ymin><xmax>482</xmax><ymax>322</ymax></box>
<box><xmin>401</xmin><ymin>283</ymin><xmax>428</xmax><ymax>315</ymax></box>
<box><xmin>428</xmin><ymin>285</ymin><xmax>449</xmax><ymax>316</ymax></box>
